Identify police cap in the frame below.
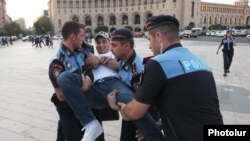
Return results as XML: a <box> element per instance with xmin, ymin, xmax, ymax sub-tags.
<box><xmin>111</xmin><ymin>28</ymin><xmax>133</xmax><ymax>41</ymax></box>
<box><xmin>145</xmin><ymin>15</ymin><xmax>180</xmax><ymax>31</ymax></box>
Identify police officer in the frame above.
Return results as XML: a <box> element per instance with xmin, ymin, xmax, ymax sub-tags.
<box><xmin>108</xmin><ymin>15</ymin><xmax>224</xmax><ymax>141</ymax></box>
<box><xmin>49</xmin><ymin>21</ymin><xmax>104</xmax><ymax>141</ymax></box>
<box><xmin>110</xmin><ymin>28</ymin><xmax>161</xmax><ymax>141</ymax></box>
<box><xmin>110</xmin><ymin>28</ymin><xmax>144</xmax><ymax>141</ymax></box>
<box><xmin>216</xmin><ymin>30</ymin><xmax>236</xmax><ymax>76</ymax></box>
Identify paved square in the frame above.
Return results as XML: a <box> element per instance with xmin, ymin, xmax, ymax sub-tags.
<box><xmin>0</xmin><ymin>38</ymin><xmax>249</xmax><ymax>140</ymax></box>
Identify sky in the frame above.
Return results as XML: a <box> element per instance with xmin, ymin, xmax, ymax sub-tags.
<box><xmin>6</xmin><ymin>0</ymin><xmax>237</xmax><ymax>28</ymax></box>
<box><xmin>6</xmin><ymin>0</ymin><xmax>49</xmax><ymax>28</ymax></box>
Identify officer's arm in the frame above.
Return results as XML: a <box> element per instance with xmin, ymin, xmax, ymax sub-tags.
<box><xmin>120</xmin><ymin>99</ymin><xmax>150</xmax><ymax>120</ymax></box>
<box><xmin>216</xmin><ymin>39</ymin><xmax>223</xmax><ymax>54</ymax></box>
<box><xmin>49</xmin><ymin>60</ymin><xmax>65</xmax><ymax>101</ymax></box>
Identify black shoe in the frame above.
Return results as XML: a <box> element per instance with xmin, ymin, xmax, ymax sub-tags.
<box><xmin>223</xmin><ymin>73</ymin><xmax>227</xmax><ymax>77</ymax></box>
<box><xmin>227</xmin><ymin>70</ymin><xmax>230</xmax><ymax>73</ymax></box>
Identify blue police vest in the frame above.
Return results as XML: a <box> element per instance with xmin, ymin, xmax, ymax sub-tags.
<box><xmin>51</xmin><ymin>46</ymin><xmax>85</xmax><ymax>74</ymax></box>
<box><xmin>118</xmin><ymin>54</ymin><xmax>143</xmax><ymax>87</ymax></box>
<box><xmin>152</xmin><ymin>47</ymin><xmax>211</xmax><ymax>79</ymax></box>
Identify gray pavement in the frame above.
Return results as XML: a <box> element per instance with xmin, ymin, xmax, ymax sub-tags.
<box><xmin>0</xmin><ymin>38</ymin><xmax>249</xmax><ymax>141</ymax></box>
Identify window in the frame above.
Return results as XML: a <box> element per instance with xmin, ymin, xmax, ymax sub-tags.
<box><xmin>82</xmin><ymin>1</ymin><xmax>85</xmax><ymax>8</ymax></box>
<box><xmin>110</xmin><ymin>16</ymin><xmax>116</xmax><ymax>25</ymax></box>
<box><xmin>69</xmin><ymin>1</ymin><xmax>73</xmax><ymax>8</ymax></box>
<box><xmin>119</xmin><ymin>0</ymin><xmax>123</xmax><ymax>7</ymax></box>
<box><xmin>113</xmin><ymin>0</ymin><xmax>116</xmax><ymax>7</ymax></box>
<box><xmin>101</xmin><ymin>0</ymin><xmax>104</xmax><ymax>8</ymax></box>
<box><xmin>134</xmin><ymin>14</ymin><xmax>141</xmax><ymax>24</ymax></box>
<box><xmin>95</xmin><ymin>0</ymin><xmax>98</xmax><ymax>8</ymax></box>
<box><xmin>88</xmin><ymin>0</ymin><xmax>92</xmax><ymax>8</ymax></box>
<box><xmin>57</xmin><ymin>1</ymin><xmax>61</xmax><ymax>8</ymax></box>
<box><xmin>107</xmin><ymin>0</ymin><xmax>110</xmax><ymax>7</ymax></box>
<box><xmin>122</xmin><ymin>15</ymin><xmax>128</xmax><ymax>24</ymax></box>
<box><xmin>191</xmin><ymin>1</ymin><xmax>195</xmax><ymax>17</ymax></box>
<box><xmin>97</xmin><ymin>16</ymin><xmax>104</xmax><ymax>26</ymax></box>
<box><xmin>125</xmin><ymin>0</ymin><xmax>128</xmax><ymax>6</ymax></box>
<box><xmin>85</xmin><ymin>16</ymin><xmax>92</xmax><ymax>26</ymax></box>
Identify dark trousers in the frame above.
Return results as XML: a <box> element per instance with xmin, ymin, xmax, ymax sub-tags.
<box><xmin>120</xmin><ymin>105</ymin><xmax>161</xmax><ymax>141</ymax></box>
<box><xmin>223</xmin><ymin>51</ymin><xmax>234</xmax><ymax>73</ymax></box>
<box><xmin>51</xmin><ymin>94</ymin><xmax>105</xmax><ymax>141</ymax></box>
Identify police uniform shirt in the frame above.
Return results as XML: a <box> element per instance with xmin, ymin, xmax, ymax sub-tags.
<box><xmin>220</xmin><ymin>37</ymin><xmax>234</xmax><ymax>52</ymax></box>
<box><xmin>135</xmin><ymin>43</ymin><xmax>223</xmax><ymax>141</ymax></box>
<box><xmin>49</xmin><ymin>45</ymin><xmax>85</xmax><ymax>88</ymax></box>
<box><xmin>118</xmin><ymin>51</ymin><xmax>143</xmax><ymax>87</ymax></box>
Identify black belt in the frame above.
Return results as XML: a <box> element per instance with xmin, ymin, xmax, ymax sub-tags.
<box><xmin>95</xmin><ymin>76</ymin><xmax>120</xmax><ymax>84</ymax></box>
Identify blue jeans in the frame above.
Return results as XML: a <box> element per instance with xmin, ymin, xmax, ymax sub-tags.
<box><xmin>57</xmin><ymin>72</ymin><xmax>165</xmax><ymax>141</ymax></box>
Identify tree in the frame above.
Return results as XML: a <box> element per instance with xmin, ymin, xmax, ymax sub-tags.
<box><xmin>3</xmin><ymin>22</ymin><xmax>22</xmax><ymax>36</ymax></box>
<box><xmin>33</xmin><ymin>16</ymin><xmax>53</xmax><ymax>35</ymax></box>
<box><xmin>0</xmin><ymin>28</ymin><xmax>8</xmax><ymax>36</ymax></box>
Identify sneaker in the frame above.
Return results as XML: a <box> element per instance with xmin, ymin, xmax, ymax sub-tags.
<box><xmin>81</xmin><ymin>120</ymin><xmax>104</xmax><ymax>141</ymax></box>
<box><xmin>223</xmin><ymin>73</ymin><xmax>227</xmax><ymax>77</ymax></box>
<box><xmin>227</xmin><ymin>70</ymin><xmax>230</xmax><ymax>73</ymax></box>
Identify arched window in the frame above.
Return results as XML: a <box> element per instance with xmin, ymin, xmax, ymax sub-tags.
<box><xmin>110</xmin><ymin>16</ymin><xmax>116</xmax><ymax>25</ymax></box>
<box><xmin>134</xmin><ymin>14</ymin><xmax>141</xmax><ymax>24</ymax></box>
<box><xmin>209</xmin><ymin>17</ymin><xmax>212</xmax><ymax>24</ymax></box>
<box><xmin>204</xmin><ymin>17</ymin><xmax>207</xmax><ymax>24</ymax></box>
<box><xmin>147</xmin><ymin>13</ymin><xmax>152</xmax><ymax>18</ymax></box>
<box><xmin>97</xmin><ymin>16</ymin><xmax>104</xmax><ymax>26</ymax></box>
<box><xmin>72</xmin><ymin>17</ymin><xmax>79</xmax><ymax>22</ymax></box>
<box><xmin>58</xmin><ymin>19</ymin><xmax>62</xmax><ymax>25</ymax></box>
<box><xmin>220</xmin><ymin>17</ymin><xmax>223</xmax><ymax>24</ymax></box>
<box><xmin>85</xmin><ymin>16</ymin><xmax>92</xmax><ymax>26</ymax></box>
<box><xmin>122</xmin><ymin>15</ymin><xmax>128</xmax><ymax>24</ymax></box>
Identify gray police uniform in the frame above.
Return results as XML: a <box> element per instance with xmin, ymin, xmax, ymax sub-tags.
<box><xmin>135</xmin><ymin>43</ymin><xmax>223</xmax><ymax>141</ymax></box>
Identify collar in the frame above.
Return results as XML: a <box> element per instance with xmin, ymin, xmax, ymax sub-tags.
<box><xmin>61</xmin><ymin>44</ymin><xmax>79</xmax><ymax>56</ymax></box>
<box><xmin>162</xmin><ymin>43</ymin><xmax>183</xmax><ymax>53</ymax></box>
<box><xmin>121</xmin><ymin>50</ymin><xmax>136</xmax><ymax>71</ymax></box>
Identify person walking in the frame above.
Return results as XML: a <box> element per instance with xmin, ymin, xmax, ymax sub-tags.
<box><xmin>216</xmin><ymin>30</ymin><xmax>236</xmax><ymax>76</ymax></box>
<box><xmin>108</xmin><ymin>15</ymin><xmax>224</xmax><ymax>141</ymax></box>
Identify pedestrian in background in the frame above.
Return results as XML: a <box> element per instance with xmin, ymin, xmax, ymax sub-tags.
<box><xmin>216</xmin><ymin>30</ymin><xmax>236</xmax><ymax>76</ymax></box>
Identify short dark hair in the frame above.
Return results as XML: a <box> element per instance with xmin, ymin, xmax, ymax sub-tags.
<box><xmin>61</xmin><ymin>21</ymin><xmax>84</xmax><ymax>40</ymax></box>
<box><xmin>148</xmin><ymin>24</ymin><xmax>179</xmax><ymax>41</ymax></box>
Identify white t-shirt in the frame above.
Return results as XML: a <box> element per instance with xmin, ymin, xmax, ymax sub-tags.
<box><xmin>92</xmin><ymin>51</ymin><xmax>118</xmax><ymax>83</ymax></box>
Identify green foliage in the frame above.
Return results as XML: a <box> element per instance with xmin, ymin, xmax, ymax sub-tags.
<box><xmin>94</xmin><ymin>25</ymin><xmax>108</xmax><ymax>33</ymax></box>
<box><xmin>0</xmin><ymin>28</ymin><xmax>8</xmax><ymax>36</ymax></box>
<box><xmin>209</xmin><ymin>24</ymin><xmax>227</xmax><ymax>30</ymax></box>
<box><xmin>3</xmin><ymin>22</ymin><xmax>22</xmax><ymax>36</ymax></box>
<box><xmin>33</xmin><ymin>16</ymin><xmax>54</xmax><ymax>35</ymax></box>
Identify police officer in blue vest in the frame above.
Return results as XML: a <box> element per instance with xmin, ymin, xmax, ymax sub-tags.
<box><xmin>108</xmin><ymin>15</ymin><xmax>224</xmax><ymax>141</ymax></box>
<box><xmin>216</xmin><ymin>30</ymin><xmax>236</xmax><ymax>76</ymax></box>
<box><xmin>49</xmin><ymin>21</ymin><xmax>104</xmax><ymax>141</ymax></box>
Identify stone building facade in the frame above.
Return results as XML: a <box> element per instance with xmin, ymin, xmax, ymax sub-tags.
<box><xmin>0</xmin><ymin>0</ymin><xmax>7</xmax><ymax>28</ymax></box>
<box><xmin>48</xmin><ymin>0</ymin><xmax>250</xmax><ymax>34</ymax></box>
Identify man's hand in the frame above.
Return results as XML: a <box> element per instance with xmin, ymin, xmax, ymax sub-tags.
<box><xmin>135</xmin><ymin>130</ymin><xmax>144</xmax><ymax>141</ymax></box>
<box><xmin>216</xmin><ymin>50</ymin><xmax>219</xmax><ymax>54</ymax></box>
<box><xmin>118</xmin><ymin>102</ymin><xmax>131</xmax><ymax>121</ymax></box>
<box><xmin>99</xmin><ymin>56</ymin><xmax>112</xmax><ymax>65</ymax></box>
<box><xmin>85</xmin><ymin>53</ymin><xmax>100</xmax><ymax>69</ymax></box>
<box><xmin>107</xmin><ymin>89</ymin><xmax>121</xmax><ymax>111</ymax></box>
<box><xmin>81</xmin><ymin>74</ymin><xmax>92</xmax><ymax>92</ymax></box>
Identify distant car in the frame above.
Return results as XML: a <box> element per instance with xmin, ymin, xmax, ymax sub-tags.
<box><xmin>22</xmin><ymin>36</ymin><xmax>30</xmax><ymax>41</ymax></box>
<box><xmin>246</xmin><ymin>35</ymin><xmax>250</xmax><ymax>40</ymax></box>
<box><xmin>52</xmin><ymin>35</ymin><xmax>62</xmax><ymax>40</ymax></box>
